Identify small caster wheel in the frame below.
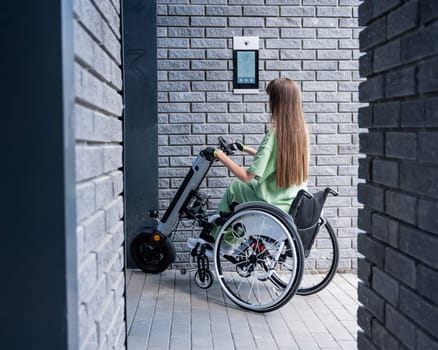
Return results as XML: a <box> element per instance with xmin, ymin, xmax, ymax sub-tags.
<box><xmin>180</xmin><ymin>268</ymin><xmax>187</xmax><ymax>275</ymax></box>
<box><xmin>194</xmin><ymin>270</ymin><xmax>214</xmax><ymax>289</ymax></box>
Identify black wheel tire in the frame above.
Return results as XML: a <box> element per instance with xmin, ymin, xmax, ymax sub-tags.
<box><xmin>131</xmin><ymin>232</ymin><xmax>176</xmax><ymax>274</ymax></box>
<box><xmin>296</xmin><ymin>220</ymin><xmax>339</xmax><ymax>296</ymax></box>
<box><xmin>194</xmin><ymin>270</ymin><xmax>214</xmax><ymax>289</ymax></box>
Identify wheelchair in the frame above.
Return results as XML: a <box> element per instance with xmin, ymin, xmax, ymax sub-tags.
<box><xmin>131</xmin><ymin>137</ymin><xmax>339</xmax><ymax>312</ymax></box>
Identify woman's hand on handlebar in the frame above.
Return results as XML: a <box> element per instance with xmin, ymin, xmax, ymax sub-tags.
<box><xmin>231</xmin><ymin>141</ymin><xmax>257</xmax><ymax>156</ymax></box>
<box><xmin>200</xmin><ymin>147</ymin><xmax>218</xmax><ymax>161</ymax></box>
<box><xmin>201</xmin><ymin>137</ymin><xmax>257</xmax><ymax>161</ymax></box>
<box><xmin>230</xmin><ymin>141</ymin><xmax>244</xmax><ymax>152</ymax></box>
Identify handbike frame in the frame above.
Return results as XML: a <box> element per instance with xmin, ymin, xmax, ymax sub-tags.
<box><xmin>157</xmin><ymin>153</ymin><xmax>212</xmax><ymax>238</ymax></box>
<box><xmin>131</xmin><ymin>138</ymin><xmax>233</xmax><ymax>275</ymax></box>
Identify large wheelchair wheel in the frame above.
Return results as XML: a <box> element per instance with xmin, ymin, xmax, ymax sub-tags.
<box><xmin>213</xmin><ymin>203</ymin><xmax>304</xmax><ymax>313</ymax></box>
<box><xmin>297</xmin><ymin>219</ymin><xmax>339</xmax><ymax>295</ymax></box>
<box><xmin>131</xmin><ymin>231</ymin><xmax>176</xmax><ymax>274</ymax></box>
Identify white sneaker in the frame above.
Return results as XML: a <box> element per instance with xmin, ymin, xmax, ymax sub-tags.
<box><xmin>208</xmin><ymin>214</ymin><xmax>220</xmax><ymax>223</ymax></box>
<box><xmin>187</xmin><ymin>237</ymin><xmax>214</xmax><ymax>258</ymax></box>
<box><xmin>218</xmin><ymin>240</ymin><xmax>234</xmax><ymax>256</ymax></box>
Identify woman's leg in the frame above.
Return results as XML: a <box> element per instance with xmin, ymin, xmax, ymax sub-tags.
<box><xmin>210</xmin><ymin>180</ymin><xmax>259</xmax><ymax>239</ymax></box>
<box><xmin>217</xmin><ymin>180</ymin><xmax>259</xmax><ymax>213</ymax></box>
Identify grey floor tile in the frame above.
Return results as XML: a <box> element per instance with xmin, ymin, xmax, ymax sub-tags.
<box><xmin>127</xmin><ymin>270</ymin><xmax>358</xmax><ymax>350</ymax></box>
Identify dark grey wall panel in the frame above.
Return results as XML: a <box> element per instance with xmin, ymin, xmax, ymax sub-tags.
<box><xmin>2</xmin><ymin>0</ymin><xmax>78</xmax><ymax>348</ymax></box>
<box><xmin>358</xmin><ymin>0</ymin><xmax>438</xmax><ymax>348</ymax></box>
<box><xmin>122</xmin><ymin>0</ymin><xmax>158</xmax><ymax>268</ymax></box>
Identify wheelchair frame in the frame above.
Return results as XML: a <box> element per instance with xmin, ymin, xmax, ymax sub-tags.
<box><xmin>131</xmin><ymin>137</ymin><xmax>339</xmax><ymax>312</ymax></box>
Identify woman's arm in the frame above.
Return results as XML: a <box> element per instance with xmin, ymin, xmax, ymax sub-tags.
<box><xmin>242</xmin><ymin>146</ymin><xmax>257</xmax><ymax>156</ymax></box>
<box><xmin>233</xmin><ymin>141</ymin><xmax>257</xmax><ymax>156</ymax></box>
<box><xmin>215</xmin><ymin>150</ymin><xmax>255</xmax><ymax>184</ymax></box>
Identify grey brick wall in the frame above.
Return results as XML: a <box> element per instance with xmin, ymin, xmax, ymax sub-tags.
<box><xmin>157</xmin><ymin>0</ymin><xmax>362</xmax><ymax>270</ymax></box>
<box><xmin>73</xmin><ymin>0</ymin><xmax>125</xmax><ymax>348</ymax></box>
<box><xmin>358</xmin><ymin>0</ymin><xmax>438</xmax><ymax>348</ymax></box>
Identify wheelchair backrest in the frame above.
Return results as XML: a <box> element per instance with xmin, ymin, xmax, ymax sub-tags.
<box><xmin>288</xmin><ymin>188</ymin><xmax>332</xmax><ymax>253</ymax></box>
<box><xmin>289</xmin><ymin>190</ymin><xmax>327</xmax><ymax>228</ymax></box>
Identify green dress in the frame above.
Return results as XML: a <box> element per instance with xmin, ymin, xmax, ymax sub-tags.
<box><xmin>216</xmin><ymin>128</ymin><xmax>307</xmax><ymax>215</ymax></box>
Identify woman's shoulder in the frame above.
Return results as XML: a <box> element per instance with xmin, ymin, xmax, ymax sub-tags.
<box><xmin>265</xmin><ymin>127</ymin><xmax>276</xmax><ymax>139</ymax></box>
<box><xmin>259</xmin><ymin>127</ymin><xmax>276</xmax><ymax>148</ymax></box>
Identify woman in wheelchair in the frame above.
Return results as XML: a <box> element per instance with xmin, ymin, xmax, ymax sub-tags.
<box><xmin>132</xmin><ymin>78</ymin><xmax>338</xmax><ymax>312</ymax></box>
<box><xmin>189</xmin><ymin>78</ymin><xmax>309</xmax><ymax>249</ymax></box>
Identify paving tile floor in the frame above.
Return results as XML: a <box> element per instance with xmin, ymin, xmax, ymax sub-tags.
<box><xmin>127</xmin><ymin>270</ymin><xmax>359</xmax><ymax>350</ymax></box>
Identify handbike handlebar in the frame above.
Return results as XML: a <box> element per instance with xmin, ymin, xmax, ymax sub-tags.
<box><xmin>218</xmin><ymin>136</ymin><xmax>234</xmax><ymax>155</ymax></box>
<box><xmin>199</xmin><ymin>137</ymin><xmax>235</xmax><ymax>160</ymax></box>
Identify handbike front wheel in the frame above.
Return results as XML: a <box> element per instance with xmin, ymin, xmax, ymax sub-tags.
<box><xmin>194</xmin><ymin>270</ymin><xmax>214</xmax><ymax>289</ymax></box>
<box><xmin>131</xmin><ymin>231</ymin><xmax>176</xmax><ymax>274</ymax></box>
<box><xmin>297</xmin><ymin>219</ymin><xmax>339</xmax><ymax>295</ymax></box>
<box><xmin>214</xmin><ymin>204</ymin><xmax>304</xmax><ymax>313</ymax></box>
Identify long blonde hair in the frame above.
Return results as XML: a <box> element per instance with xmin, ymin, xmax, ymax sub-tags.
<box><xmin>267</xmin><ymin>78</ymin><xmax>309</xmax><ymax>188</ymax></box>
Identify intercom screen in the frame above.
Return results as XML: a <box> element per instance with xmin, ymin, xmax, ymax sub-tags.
<box><xmin>236</xmin><ymin>51</ymin><xmax>256</xmax><ymax>84</ymax></box>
